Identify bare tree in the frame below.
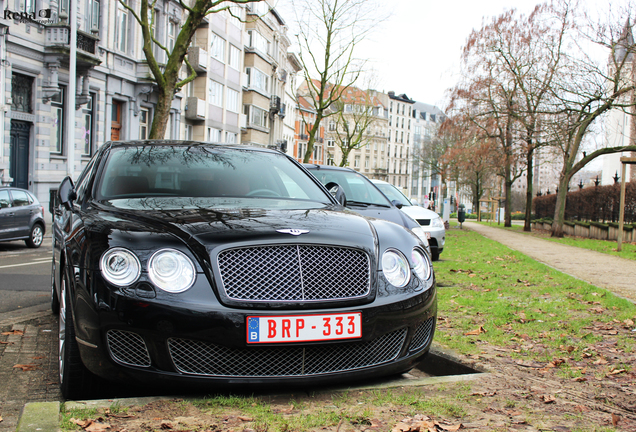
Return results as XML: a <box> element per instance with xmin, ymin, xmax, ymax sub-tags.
<box><xmin>119</xmin><ymin>0</ymin><xmax>262</xmax><ymax>139</ymax></box>
<box><xmin>329</xmin><ymin>88</ymin><xmax>381</xmax><ymax>167</ymax></box>
<box><xmin>292</xmin><ymin>0</ymin><xmax>380</xmax><ymax>163</ymax></box>
<box><xmin>547</xmin><ymin>6</ymin><xmax>636</xmax><ymax>237</ymax></box>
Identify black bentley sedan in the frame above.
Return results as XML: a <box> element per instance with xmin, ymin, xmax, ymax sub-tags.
<box><xmin>51</xmin><ymin>141</ymin><xmax>436</xmax><ymax>399</ymax></box>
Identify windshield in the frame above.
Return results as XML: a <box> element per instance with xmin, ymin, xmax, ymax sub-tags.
<box><xmin>306</xmin><ymin>168</ymin><xmax>391</xmax><ymax>206</ymax></box>
<box><xmin>374</xmin><ymin>183</ymin><xmax>413</xmax><ymax>206</ymax></box>
<box><xmin>96</xmin><ymin>145</ymin><xmax>331</xmax><ymax>204</ymax></box>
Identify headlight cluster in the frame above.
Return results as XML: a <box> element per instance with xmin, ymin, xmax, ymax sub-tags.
<box><xmin>100</xmin><ymin>247</ymin><xmax>196</xmax><ymax>293</ymax></box>
<box><xmin>431</xmin><ymin>216</ymin><xmax>445</xmax><ymax>228</ymax></box>
<box><xmin>381</xmin><ymin>248</ymin><xmax>432</xmax><ymax>288</ymax></box>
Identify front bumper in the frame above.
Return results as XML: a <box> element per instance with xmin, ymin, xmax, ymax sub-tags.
<box><xmin>75</xmin><ymin>277</ymin><xmax>437</xmax><ymax>387</ymax></box>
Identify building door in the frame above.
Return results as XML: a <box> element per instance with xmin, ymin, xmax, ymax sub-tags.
<box><xmin>111</xmin><ymin>101</ymin><xmax>122</xmax><ymax>141</ymax></box>
<box><xmin>9</xmin><ymin>120</ymin><xmax>30</xmax><ymax>189</ymax></box>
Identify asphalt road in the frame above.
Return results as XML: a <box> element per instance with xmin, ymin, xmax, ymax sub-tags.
<box><xmin>0</xmin><ymin>235</ymin><xmax>52</xmax><ymax>315</ymax></box>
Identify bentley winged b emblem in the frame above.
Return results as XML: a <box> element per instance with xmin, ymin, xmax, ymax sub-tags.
<box><xmin>276</xmin><ymin>229</ymin><xmax>310</xmax><ymax>236</ymax></box>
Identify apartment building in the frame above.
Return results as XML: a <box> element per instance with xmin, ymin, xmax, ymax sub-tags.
<box><xmin>411</xmin><ymin>101</ymin><xmax>445</xmax><ymax>205</ymax></box>
<box><xmin>383</xmin><ymin>91</ymin><xmax>414</xmax><ymax>192</ymax></box>
<box><xmin>0</xmin><ymin>0</ymin><xmax>300</xmax><ymax>220</ymax></box>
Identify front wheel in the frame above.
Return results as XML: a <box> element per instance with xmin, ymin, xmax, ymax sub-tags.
<box><xmin>431</xmin><ymin>250</ymin><xmax>440</xmax><ymax>261</ymax></box>
<box><xmin>59</xmin><ymin>268</ymin><xmax>96</xmax><ymax>399</ymax></box>
<box><xmin>25</xmin><ymin>224</ymin><xmax>44</xmax><ymax>248</ymax></box>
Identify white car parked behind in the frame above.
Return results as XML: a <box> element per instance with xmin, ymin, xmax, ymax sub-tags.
<box><xmin>371</xmin><ymin>180</ymin><xmax>446</xmax><ymax>261</ymax></box>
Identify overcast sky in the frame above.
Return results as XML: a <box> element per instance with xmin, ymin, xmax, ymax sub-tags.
<box><xmin>275</xmin><ymin>0</ymin><xmax>628</xmax><ymax>110</ymax></box>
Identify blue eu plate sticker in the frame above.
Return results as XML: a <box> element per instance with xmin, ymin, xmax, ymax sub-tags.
<box><xmin>247</xmin><ymin>317</ymin><xmax>259</xmax><ymax>342</ymax></box>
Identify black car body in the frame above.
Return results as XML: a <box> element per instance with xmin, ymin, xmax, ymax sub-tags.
<box><xmin>0</xmin><ymin>187</ymin><xmax>45</xmax><ymax>248</ymax></box>
<box><xmin>304</xmin><ymin>164</ymin><xmax>432</xmax><ymax>256</ymax></box>
<box><xmin>52</xmin><ymin>141</ymin><xmax>436</xmax><ymax>399</ymax></box>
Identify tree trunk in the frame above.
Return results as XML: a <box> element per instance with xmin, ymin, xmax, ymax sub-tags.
<box><xmin>339</xmin><ymin>148</ymin><xmax>351</xmax><ymax>167</ymax></box>
<box><xmin>551</xmin><ymin>171</ymin><xmax>571</xmax><ymax>237</ymax></box>
<box><xmin>148</xmin><ymin>87</ymin><xmax>173</xmax><ymax>139</ymax></box>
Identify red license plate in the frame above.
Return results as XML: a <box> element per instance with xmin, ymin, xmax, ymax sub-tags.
<box><xmin>246</xmin><ymin>312</ymin><xmax>362</xmax><ymax>344</ymax></box>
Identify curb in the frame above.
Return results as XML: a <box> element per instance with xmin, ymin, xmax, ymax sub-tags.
<box><xmin>16</xmin><ymin>401</ymin><xmax>60</xmax><ymax>432</ymax></box>
<box><xmin>19</xmin><ymin>344</ymin><xmax>486</xmax><ymax>431</ymax></box>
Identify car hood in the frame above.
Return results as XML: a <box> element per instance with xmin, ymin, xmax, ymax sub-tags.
<box><xmin>84</xmin><ymin>199</ymin><xmax>380</xmax><ymax>262</ymax></box>
<box><xmin>399</xmin><ymin>205</ymin><xmax>440</xmax><ymax>221</ymax></box>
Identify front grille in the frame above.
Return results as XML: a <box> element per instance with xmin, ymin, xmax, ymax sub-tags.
<box><xmin>168</xmin><ymin>328</ymin><xmax>407</xmax><ymax>377</ymax></box>
<box><xmin>107</xmin><ymin>330</ymin><xmax>151</xmax><ymax>367</ymax></box>
<box><xmin>217</xmin><ymin>245</ymin><xmax>370</xmax><ymax>302</ymax></box>
<box><xmin>409</xmin><ymin>318</ymin><xmax>435</xmax><ymax>352</ymax></box>
<box><xmin>416</xmin><ymin>219</ymin><xmax>431</xmax><ymax>226</ymax></box>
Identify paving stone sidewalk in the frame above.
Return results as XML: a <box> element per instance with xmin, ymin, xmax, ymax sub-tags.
<box><xmin>462</xmin><ymin>221</ymin><xmax>636</xmax><ymax>304</ymax></box>
<box><xmin>0</xmin><ymin>310</ymin><xmax>60</xmax><ymax>432</ymax></box>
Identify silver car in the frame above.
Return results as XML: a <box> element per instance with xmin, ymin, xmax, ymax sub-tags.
<box><xmin>371</xmin><ymin>180</ymin><xmax>445</xmax><ymax>261</ymax></box>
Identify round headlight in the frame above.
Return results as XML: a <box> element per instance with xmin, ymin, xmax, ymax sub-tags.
<box><xmin>382</xmin><ymin>249</ymin><xmax>410</xmax><ymax>288</ymax></box>
<box><xmin>412</xmin><ymin>249</ymin><xmax>431</xmax><ymax>282</ymax></box>
<box><xmin>148</xmin><ymin>249</ymin><xmax>196</xmax><ymax>293</ymax></box>
<box><xmin>100</xmin><ymin>248</ymin><xmax>141</xmax><ymax>286</ymax></box>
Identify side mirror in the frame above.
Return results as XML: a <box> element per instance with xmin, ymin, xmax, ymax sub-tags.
<box><xmin>58</xmin><ymin>176</ymin><xmax>76</xmax><ymax>211</ymax></box>
<box><xmin>325</xmin><ymin>182</ymin><xmax>347</xmax><ymax>207</ymax></box>
<box><xmin>391</xmin><ymin>199</ymin><xmax>403</xmax><ymax>209</ymax></box>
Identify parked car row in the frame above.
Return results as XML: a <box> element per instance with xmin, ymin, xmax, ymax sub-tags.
<box><xmin>50</xmin><ymin>141</ymin><xmax>438</xmax><ymax>399</ymax></box>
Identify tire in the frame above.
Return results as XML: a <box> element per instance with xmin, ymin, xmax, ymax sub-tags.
<box><xmin>25</xmin><ymin>223</ymin><xmax>44</xmax><ymax>248</ymax></box>
<box><xmin>431</xmin><ymin>250</ymin><xmax>440</xmax><ymax>261</ymax></box>
<box><xmin>58</xmin><ymin>267</ymin><xmax>96</xmax><ymax>400</ymax></box>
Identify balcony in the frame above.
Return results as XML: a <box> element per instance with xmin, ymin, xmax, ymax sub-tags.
<box><xmin>185</xmin><ymin>97</ymin><xmax>205</xmax><ymax>120</ymax></box>
<box><xmin>187</xmin><ymin>47</ymin><xmax>208</xmax><ymax>73</ymax></box>
<box><xmin>299</xmin><ymin>134</ymin><xmax>309</xmax><ymax>140</ymax></box>
<box><xmin>45</xmin><ymin>25</ymin><xmax>101</xmax><ymax>68</ymax></box>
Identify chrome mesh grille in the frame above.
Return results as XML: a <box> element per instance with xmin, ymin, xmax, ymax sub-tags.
<box><xmin>409</xmin><ymin>318</ymin><xmax>435</xmax><ymax>352</ymax></box>
<box><xmin>107</xmin><ymin>330</ymin><xmax>151</xmax><ymax>367</ymax></box>
<box><xmin>217</xmin><ymin>245</ymin><xmax>370</xmax><ymax>302</ymax></box>
<box><xmin>168</xmin><ymin>328</ymin><xmax>407</xmax><ymax>377</ymax></box>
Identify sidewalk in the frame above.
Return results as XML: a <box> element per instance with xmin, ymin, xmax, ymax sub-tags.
<box><xmin>462</xmin><ymin>221</ymin><xmax>636</xmax><ymax>304</ymax></box>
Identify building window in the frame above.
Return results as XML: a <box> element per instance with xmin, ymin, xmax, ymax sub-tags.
<box><xmin>116</xmin><ymin>0</ymin><xmax>129</xmax><ymax>52</ymax></box>
<box><xmin>167</xmin><ymin>21</ymin><xmax>176</xmax><ymax>52</ymax></box>
<box><xmin>365</xmin><ymin>157</ymin><xmax>369</xmax><ymax>169</ymax></box>
<box><xmin>51</xmin><ymin>87</ymin><xmax>65</xmax><ymax>154</ymax></box>
<box><xmin>244</xmin><ymin>105</ymin><xmax>268</xmax><ymax>128</ymax></box>
<box><xmin>225</xmin><ymin>132</ymin><xmax>237</xmax><ymax>143</ymax></box>
<box><xmin>313</xmin><ymin>145</ymin><xmax>322</xmax><ymax>161</ymax></box>
<box><xmin>354</xmin><ymin>156</ymin><xmax>360</xmax><ymax>168</ymax></box>
<box><xmin>226</xmin><ymin>88</ymin><xmax>240</xmax><ymax>112</ymax></box>
<box><xmin>84</xmin><ymin>0</ymin><xmax>100</xmax><ymax>32</ymax></box>
<box><xmin>11</xmin><ymin>73</ymin><xmax>33</xmax><ymax>113</ymax></box>
<box><xmin>329</xmin><ymin>121</ymin><xmax>336</xmax><ymax>131</ymax></box>
<box><xmin>327</xmin><ymin>139</ymin><xmax>335</xmax><ymax>147</ymax></box>
<box><xmin>327</xmin><ymin>153</ymin><xmax>334</xmax><ymax>165</ymax></box>
<box><xmin>209</xmin><ymin>79</ymin><xmax>223</xmax><ymax>107</ymax></box>
<box><xmin>208</xmin><ymin>128</ymin><xmax>221</xmax><ymax>142</ymax></box>
<box><xmin>247</xmin><ymin>30</ymin><xmax>270</xmax><ymax>55</ymax></box>
<box><xmin>210</xmin><ymin>33</ymin><xmax>226</xmax><ymax>62</ymax></box>
<box><xmin>185</xmin><ymin>124</ymin><xmax>193</xmax><ymax>140</ymax></box>
<box><xmin>227</xmin><ymin>6</ymin><xmax>242</xmax><ymax>28</ymax></box>
<box><xmin>82</xmin><ymin>93</ymin><xmax>95</xmax><ymax>155</ymax></box>
<box><xmin>139</xmin><ymin>108</ymin><xmax>150</xmax><ymax>139</ymax></box>
<box><xmin>229</xmin><ymin>45</ymin><xmax>240</xmax><ymax>70</ymax></box>
<box><xmin>245</xmin><ymin>67</ymin><xmax>269</xmax><ymax>93</ymax></box>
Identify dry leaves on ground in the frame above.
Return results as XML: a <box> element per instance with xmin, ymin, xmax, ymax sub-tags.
<box><xmin>464</xmin><ymin>326</ymin><xmax>486</xmax><ymax>336</ymax></box>
<box><xmin>1</xmin><ymin>330</ymin><xmax>23</xmax><ymax>336</ymax></box>
<box><xmin>13</xmin><ymin>364</ymin><xmax>38</xmax><ymax>371</ymax></box>
<box><xmin>71</xmin><ymin>418</ymin><xmax>111</xmax><ymax>432</ymax></box>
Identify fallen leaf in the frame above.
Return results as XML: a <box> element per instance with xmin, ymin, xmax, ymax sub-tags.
<box><xmin>516</xmin><ymin>360</ymin><xmax>544</xmax><ymax>369</ymax></box>
<box><xmin>464</xmin><ymin>326</ymin><xmax>486</xmax><ymax>336</ymax></box>
<box><xmin>238</xmin><ymin>416</ymin><xmax>253</xmax><ymax>422</ymax></box>
<box><xmin>160</xmin><ymin>421</ymin><xmax>172</xmax><ymax>430</ymax></box>
<box><xmin>608</xmin><ymin>369</ymin><xmax>626</xmax><ymax>375</ymax></box>
<box><xmin>471</xmin><ymin>391</ymin><xmax>496</xmax><ymax>397</ymax></box>
<box><xmin>0</xmin><ymin>415</ymin><xmax>3</xmax><ymax>422</ymax></box>
<box><xmin>1</xmin><ymin>330</ymin><xmax>24</xmax><ymax>336</ymax></box>
<box><xmin>85</xmin><ymin>422</ymin><xmax>111</xmax><ymax>432</ymax></box>
<box><xmin>571</xmin><ymin>377</ymin><xmax>587</xmax><ymax>382</ymax></box>
<box><xmin>540</xmin><ymin>394</ymin><xmax>556</xmax><ymax>404</ymax></box>
<box><xmin>392</xmin><ymin>422</ymin><xmax>412</xmax><ymax>432</ymax></box>
<box><xmin>574</xmin><ymin>405</ymin><xmax>590</xmax><ymax>413</ymax></box>
<box><xmin>13</xmin><ymin>364</ymin><xmax>38</xmax><ymax>371</ymax></box>
<box><xmin>31</xmin><ymin>356</ymin><xmax>44</xmax><ymax>360</ymax></box>
<box><xmin>0</xmin><ymin>341</ymin><xmax>13</xmax><ymax>345</ymax></box>
<box><xmin>612</xmin><ymin>413</ymin><xmax>620</xmax><ymax>426</ymax></box>
<box><xmin>437</xmin><ymin>423</ymin><xmax>462</xmax><ymax>431</ymax></box>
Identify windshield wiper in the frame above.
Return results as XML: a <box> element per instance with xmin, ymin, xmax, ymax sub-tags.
<box><xmin>347</xmin><ymin>201</ymin><xmax>390</xmax><ymax>208</ymax></box>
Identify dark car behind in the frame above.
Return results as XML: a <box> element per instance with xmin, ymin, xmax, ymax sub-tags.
<box><xmin>0</xmin><ymin>187</ymin><xmax>45</xmax><ymax>248</ymax></box>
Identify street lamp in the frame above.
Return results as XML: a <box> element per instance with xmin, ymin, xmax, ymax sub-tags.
<box><xmin>578</xmin><ymin>179</ymin><xmax>584</xmax><ymax>190</ymax></box>
<box><xmin>594</xmin><ymin>175</ymin><xmax>599</xmax><ymax>187</ymax></box>
<box><xmin>613</xmin><ymin>171</ymin><xmax>620</xmax><ymax>184</ymax></box>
